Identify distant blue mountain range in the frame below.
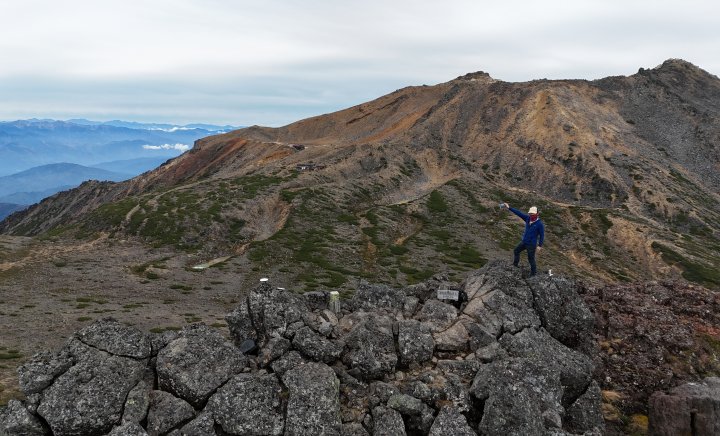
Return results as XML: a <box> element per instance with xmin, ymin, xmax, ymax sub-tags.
<box><xmin>0</xmin><ymin>118</ymin><xmax>238</xmax><ymax>176</ymax></box>
<box><xmin>0</xmin><ymin>118</ymin><xmax>239</xmax><ymax>219</ymax></box>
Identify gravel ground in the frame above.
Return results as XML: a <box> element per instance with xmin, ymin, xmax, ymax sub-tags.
<box><xmin>0</xmin><ymin>235</ymin><xmax>248</xmax><ymax>405</ymax></box>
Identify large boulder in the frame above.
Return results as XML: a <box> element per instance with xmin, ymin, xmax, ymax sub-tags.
<box><xmin>649</xmin><ymin>377</ymin><xmax>720</xmax><ymax>436</ymax></box>
<box><xmin>342</xmin><ymin>319</ymin><xmax>397</xmax><ymax>380</ymax></box>
<box><xmin>282</xmin><ymin>362</ymin><xmax>342</xmax><ymax>436</ymax></box>
<box><xmin>226</xmin><ymin>282</ymin><xmax>310</xmax><ymax>345</ymax></box>
<box><xmin>107</xmin><ymin>422</ymin><xmax>148</xmax><ymax>436</ymax></box>
<box><xmin>157</xmin><ymin>324</ymin><xmax>246</xmax><ymax>408</ymax></box>
<box><xmin>146</xmin><ymin>390</ymin><xmax>195</xmax><ymax>436</ymax></box>
<box><xmin>529</xmin><ymin>277</ymin><xmax>594</xmax><ymax>350</ymax></box>
<box><xmin>416</xmin><ymin>300</ymin><xmax>458</xmax><ymax>332</ymax></box>
<box><xmin>478</xmin><ymin>289</ymin><xmax>540</xmax><ymax>334</ymax></box>
<box><xmin>0</xmin><ymin>399</ymin><xmax>46</xmax><ymax>436</ymax></box>
<box><xmin>564</xmin><ymin>381</ymin><xmax>605</xmax><ymax>434</ymax></box>
<box><xmin>17</xmin><ymin>351</ymin><xmax>73</xmax><ymax>396</ymax></box>
<box><xmin>292</xmin><ymin>326</ymin><xmax>343</xmax><ymax>363</ymax></box>
<box><xmin>470</xmin><ymin>358</ymin><xmax>564</xmax><ymax>435</ymax></box>
<box><xmin>225</xmin><ymin>300</ymin><xmax>256</xmax><ymax>344</ymax></box>
<box><xmin>207</xmin><ymin>373</ymin><xmax>285</xmax><ymax>436</ymax></box>
<box><xmin>74</xmin><ymin>318</ymin><xmax>151</xmax><ymax>359</ymax></box>
<box><xmin>171</xmin><ymin>412</ymin><xmax>215</xmax><ymax>436</ymax></box>
<box><xmin>122</xmin><ymin>380</ymin><xmax>151</xmax><ymax>425</ymax></box>
<box><xmin>433</xmin><ymin>316</ymin><xmax>472</xmax><ymax>352</ymax></box>
<box><xmin>428</xmin><ymin>406</ymin><xmax>477</xmax><ymax>436</ymax></box>
<box><xmin>371</xmin><ymin>406</ymin><xmax>406</xmax><ymax>436</ymax></box>
<box><xmin>499</xmin><ymin>327</ymin><xmax>594</xmax><ymax>405</ymax></box>
<box><xmin>36</xmin><ymin>350</ymin><xmax>146</xmax><ymax>436</ymax></box>
<box><xmin>387</xmin><ymin>393</ymin><xmax>435</xmax><ymax>434</ymax></box>
<box><xmin>397</xmin><ymin>320</ymin><xmax>434</xmax><ymax>365</ymax></box>
<box><xmin>350</xmin><ymin>282</ymin><xmax>405</xmax><ymax>312</ymax></box>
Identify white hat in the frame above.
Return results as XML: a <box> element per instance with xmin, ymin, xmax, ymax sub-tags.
<box><xmin>528</xmin><ymin>206</ymin><xmax>538</xmax><ymax>214</ymax></box>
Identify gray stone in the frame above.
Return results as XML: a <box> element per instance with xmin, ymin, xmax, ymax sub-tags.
<box><xmin>17</xmin><ymin>351</ymin><xmax>73</xmax><ymax>396</ymax></box>
<box><xmin>432</xmin><ymin>317</ymin><xmax>470</xmax><ymax>352</ymax></box>
<box><xmin>470</xmin><ymin>358</ymin><xmax>563</xmax><ymax>435</ymax></box>
<box><xmin>321</xmin><ymin>309</ymin><xmax>339</xmax><ymax>326</ymax></box>
<box><xmin>416</xmin><ymin>300</ymin><xmax>458</xmax><ymax>332</ymax></box>
<box><xmin>270</xmin><ymin>350</ymin><xmax>306</xmax><ymax>377</ymax></box>
<box><xmin>342</xmin><ymin>319</ymin><xmax>397</xmax><ymax>380</ymax></box>
<box><xmin>258</xmin><ymin>336</ymin><xmax>292</xmax><ymax>367</ymax></box>
<box><xmin>304</xmin><ymin>291</ymin><xmax>330</xmax><ymax>311</ymax></box>
<box><xmin>36</xmin><ymin>351</ymin><xmax>145</xmax><ymax>436</ymax></box>
<box><xmin>428</xmin><ymin>406</ymin><xmax>477</xmax><ymax>436</ymax></box>
<box><xmin>121</xmin><ymin>380</ymin><xmax>150</xmax><ymax>425</ymax></box>
<box><xmin>225</xmin><ymin>300</ymin><xmax>256</xmax><ymax>344</ymax></box>
<box><xmin>146</xmin><ymin>390</ymin><xmax>195</xmax><ymax>436</ymax></box>
<box><xmin>0</xmin><ymin>399</ymin><xmax>46</xmax><ymax>436</ymax></box>
<box><xmin>149</xmin><ymin>330</ymin><xmax>179</xmax><ymax>356</ymax></box>
<box><xmin>422</xmin><ymin>371</ymin><xmax>472</xmax><ymax>412</ymax></box>
<box><xmin>529</xmin><ymin>277</ymin><xmax>595</xmax><ymax>350</ymax></box>
<box><xmin>499</xmin><ymin>327</ymin><xmax>593</xmax><ymax>405</ymax></box>
<box><xmin>282</xmin><ymin>362</ymin><xmax>342</xmax><ymax>436</ymax></box>
<box><xmin>473</xmin><ymin>342</ymin><xmax>507</xmax><ymax>363</ymax></box>
<box><xmin>371</xmin><ymin>406</ymin><xmax>406</xmax><ymax>436</ymax></box>
<box><xmin>369</xmin><ymin>382</ymin><xmax>400</xmax><ymax>403</ymax></box>
<box><xmin>386</xmin><ymin>394</ymin><xmax>425</xmax><ymax>416</ymax></box>
<box><xmin>249</xmin><ymin>282</ymin><xmax>310</xmax><ymax>341</ymax></box>
<box><xmin>292</xmin><ymin>326</ymin><xmax>343</xmax><ymax>363</ymax></box>
<box><xmin>565</xmin><ymin>381</ymin><xmax>605</xmax><ymax>434</ymax></box>
<box><xmin>397</xmin><ymin>320</ymin><xmax>434</xmax><ymax>365</ymax></box>
<box><xmin>107</xmin><ymin>422</ymin><xmax>148</xmax><ymax>436</ymax></box>
<box><xmin>436</xmin><ymin>359</ymin><xmax>481</xmax><ymax>381</ymax></box>
<box><xmin>157</xmin><ymin>324</ymin><xmax>246</xmax><ymax>408</ymax></box>
<box><xmin>401</xmin><ymin>380</ymin><xmax>432</xmax><ymax>402</ymax></box>
<box><xmin>649</xmin><ymin>376</ymin><xmax>720</xmax><ymax>436</ymax></box>
<box><xmin>402</xmin><ymin>297</ymin><xmax>420</xmax><ymax>317</ymax></box>
<box><xmin>471</xmin><ymin>261</ymin><xmax>534</xmax><ymax>305</ymax></box>
<box><xmin>207</xmin><ymin>373</ymin><xmax>284</xmax><ymax>436</ymax></box>
<box><xmin>341</xmin><ymin>422</ymin><xmax>369</xmax><ymax>436</ymax></box>
<box><xmin>480</xmin><ymin>290</ymin><xmax>540</xmax><ymax>334</ymax></box>
<box><xmin>173</xmin><ymin>412</ymin><xmax>215</xmax><ymax>436</ymax></box>
<box><xmin>350</xmin><ymin>283</ymin><xmax>405</xmax><ymax>312</ymax></box>
<box><xmin>461</xmin><ymin>300</ymin><xmax>502</xmax><ymax>350</ymax></box>
<box><xmin>75</xmin><ymin>318</ymin><xmax>151</xmax><ymax>359</ymax></box>
<box><xmin>387</xmin><ymin>394</ymin><xmax>434</xmax><ymax>434</ymax></box>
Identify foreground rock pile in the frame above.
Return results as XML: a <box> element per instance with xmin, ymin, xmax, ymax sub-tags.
<box><xmin>1</xmin><ymin>262</ymin><xmax>606</xmax><ymax>435</ymax></box>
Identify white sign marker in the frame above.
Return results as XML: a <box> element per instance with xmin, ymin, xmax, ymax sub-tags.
<box><xmin>437</xmin><ymin>289</ymin><xmax>460</xmax><ymax>301</ymax></box>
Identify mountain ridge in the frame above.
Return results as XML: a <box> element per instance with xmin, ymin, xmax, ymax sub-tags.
<box><xmin>1</xmin><ymin>59</ymin><xmax>719</xmax><ymax>289</ymax></box>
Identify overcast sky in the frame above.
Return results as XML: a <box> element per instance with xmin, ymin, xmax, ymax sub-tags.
<box><xmin>1</xmin><ymin>0</ymin><xmax>718</xmax><ymax>126</ymax></box>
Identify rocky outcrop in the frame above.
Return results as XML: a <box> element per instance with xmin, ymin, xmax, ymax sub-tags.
<box><xmin>582</xmin><ymin>279</ymin><xmax>720</xmax><ymax>423</ymax></box>
<box><xmin>207</xmin><ymin>373</ymin><xmax>285</xmax><ymax>435</ymax></box>
<box><xmin>156</xmin><ymin>323</ymin><xmax>246</xmax><ymax>408</ymax></box>
<box><xmin>648</xmin><ymin>377</ymin><xmax>720</xmax><ymax>436</ymax></box>
<box><xmin>1</xmin><ymin>262</ymin><xmax>605</xmax><ymax>435</ymax></box>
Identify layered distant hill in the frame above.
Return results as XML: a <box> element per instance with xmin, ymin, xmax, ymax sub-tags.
<box><xmin>0</xmin><ymin>163</ymin><xmax>132</xmax><ymax>219</ymax></box>
<box><xmin>2</xmin><ymin>59</ymin><xmax>719</xmax><ymax>289</ymax></box>
<box><xmin>0</xmin><ymin>119</ymin><xmax>236</xmax><ymax>176</ymax></box>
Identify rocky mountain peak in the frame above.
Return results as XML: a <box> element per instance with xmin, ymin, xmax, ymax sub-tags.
<box><xmin>453</xmin><ymin>71</ymin><xmax>496</xmax><ymax>83</ymax></box>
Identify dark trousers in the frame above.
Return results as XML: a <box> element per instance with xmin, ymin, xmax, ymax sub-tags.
<box><xmin>513</xmin><ymin>242</ymin><xmax>537</xmax><ymax>275</ymax></box>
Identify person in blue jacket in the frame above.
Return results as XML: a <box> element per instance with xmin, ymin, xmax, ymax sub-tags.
<box><xmin>502</xmin><ymin>203</ymin><xmax>544</xmax><ymax>276</ymax></box>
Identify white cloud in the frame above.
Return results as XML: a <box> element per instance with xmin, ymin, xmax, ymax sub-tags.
<box><xmin>142</xmin><ymin>143</ymin><xmax>191</xmax><ymax>152</ymax></box>
<box><xmin>0</xmin><ymin>0</ymin><xmax>718</xmax><ymax>125</ymax></box>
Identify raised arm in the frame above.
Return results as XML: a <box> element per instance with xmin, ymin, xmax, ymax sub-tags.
<box><xmin>508</xmin><ymin>207</ymin><xmax>529</xmax><ymax>221</ymax></box>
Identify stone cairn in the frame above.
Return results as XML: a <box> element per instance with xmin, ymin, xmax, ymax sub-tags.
<box><xmin>1</xmin><ymin>261</ymin><xmax>607</xmax><ymax>435</ymax></box>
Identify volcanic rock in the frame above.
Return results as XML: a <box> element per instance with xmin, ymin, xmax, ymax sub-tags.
<box><xmin>156</xmin><ymin>324</ymin><xmax>246</xmax><ymax>408</ymax></box>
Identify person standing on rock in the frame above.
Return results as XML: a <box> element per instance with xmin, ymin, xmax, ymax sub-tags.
<box><xmin>501</xmin><ymin>203</ymin><xmax>544</xmax><ymax>276</ymax></box>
